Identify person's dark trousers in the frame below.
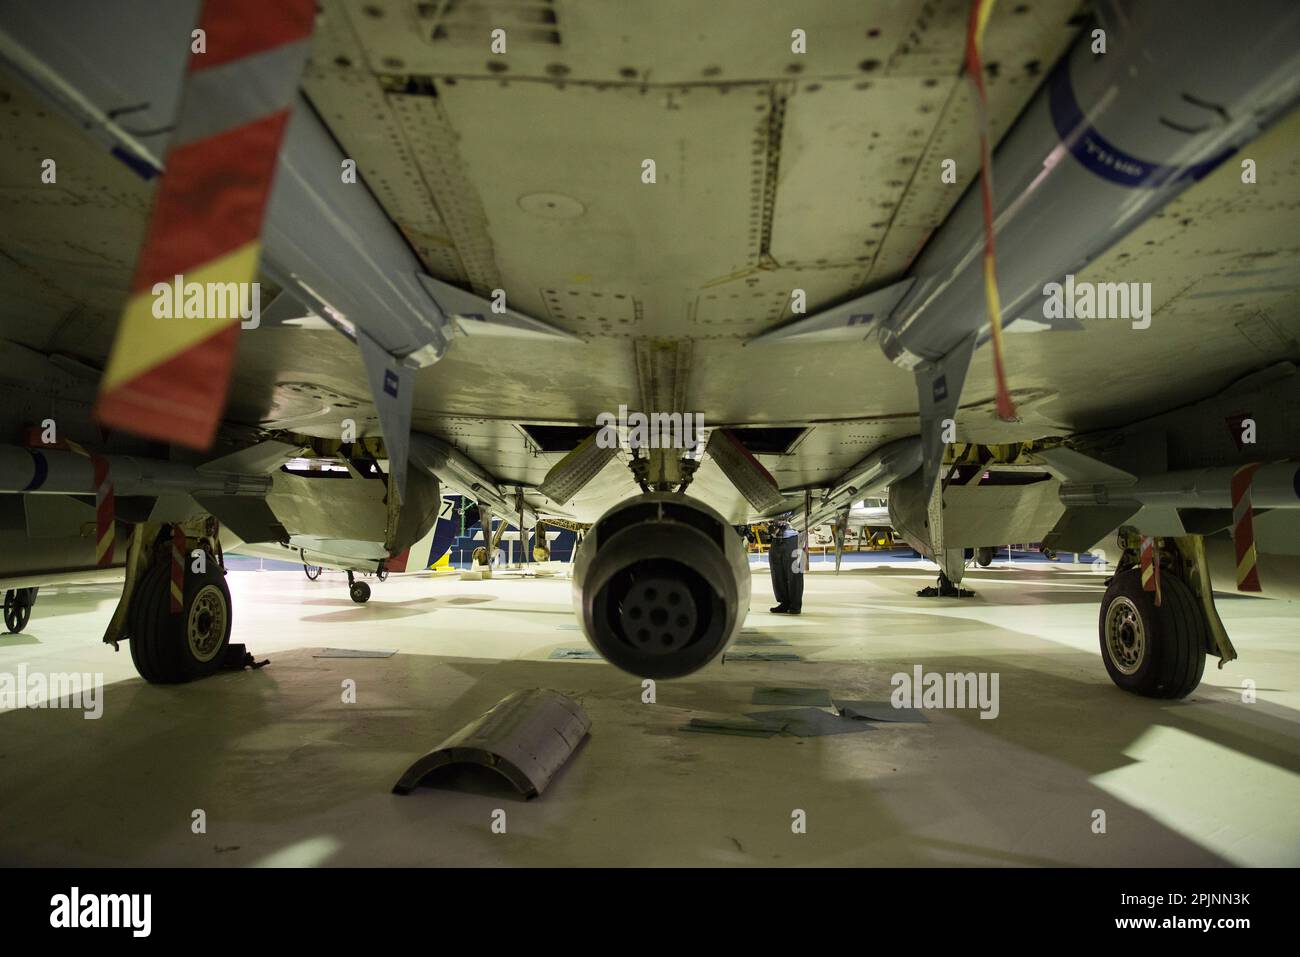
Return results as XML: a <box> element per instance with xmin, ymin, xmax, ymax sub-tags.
<box><xmin>768</xmin><ymin>535</ymin><xmax>804</xmax><ymax>612</ymax></box>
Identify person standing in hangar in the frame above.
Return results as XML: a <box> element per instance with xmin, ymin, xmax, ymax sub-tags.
<box><xmin>767</xmin><ymin>517</ymin><xmax>803</xmax><ymax>615</ymax></box>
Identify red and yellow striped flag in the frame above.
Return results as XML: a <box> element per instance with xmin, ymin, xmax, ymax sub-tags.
<box><xmin>965</xmin><ymin>0</ymin><xmax>1017</xmax><ymax>422</ymax></box>
<box><xmin>92</xmin><ymin>455</ymin><xmax>115</xmax><ymax>567</ymax></box>
<box><xmin>170</xmin><ymin>526</ymin><xmax>187</xmax><ymax>613</ymax></box>
<box><xmin>64</xmin><ymin>439</ymin><xmax>115</xmax><ymax>567</ymax></box>
<box><xmin>1231</xmin><ymin>463</ymin><xmax>1263</xmax><ymax>592</ymax></box>
<box><xmin>95</xmin><ymin>0</ymin><xmax>315</xmax><ymax>450</ymax></box>
<box><xmin>1139</xmin><ymin>535</ymin><xmax>1161</xmax><ymax>607</ymax></box>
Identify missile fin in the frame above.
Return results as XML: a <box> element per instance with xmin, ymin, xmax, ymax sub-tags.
<box><xmin>259</xmin><ymin>290</ymin><xmax>332</xmax><ymax>330</ymax></box>
<box><xmin>833</xmin><ymin>506</ymin><xmax>850</xmax><ymax>574</ymax></box>
<box><xmin>357</xmin><ymin>330</ymin><xmax>414</xmax><ymax>509</ymax></box>
<box><xmin>198</xmin><ymin>439</ymin><xmax>306</xmax><ymax>475</ymax></box>
<box><xmin>416</xmin><ymin>274</ymin><xmax>581</xmax><ymax>342</ymax></box>
<box><xmin>914</xmin><ymin>333</ymin><xmax>978</xmax><ymax>504</ymax></box>
<box><xmin>1033</xmin><ymin>447</ymin><xmax>1137</xmax><ymax>486</ymax></box>
<box><xmin>747</xmin><ymin>278</ymin><xmax>915</xmax><ymax>345</ymax></box>
<box><xmin>1041</xmin><ymin>505</ymin><xmax>1141</xmax><ymax>554</ymax></box>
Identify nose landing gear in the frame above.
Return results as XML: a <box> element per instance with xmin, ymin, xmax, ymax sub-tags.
<box><xmin>347</xmin><ymin>570</ymin><xmax>371</xmax><ymax>604</ymax></box>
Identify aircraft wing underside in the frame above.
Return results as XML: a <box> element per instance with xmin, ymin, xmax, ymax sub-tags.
<box><xmin>1</xmin><ymin>0</ymin><xmax>1299</xmax><ymax>527</ymax></box>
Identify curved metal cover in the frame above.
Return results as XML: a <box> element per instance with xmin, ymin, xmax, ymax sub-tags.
<box><xmin>392</xmin><ymin>689</ymin><xmax>590</xmax><ymax>799</ymax></box>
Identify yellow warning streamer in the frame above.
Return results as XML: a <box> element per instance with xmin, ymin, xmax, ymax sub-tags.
<box><xmin>966</xmin><ymin>0</ymin><xmax>1017</xmax><ymax>421</ymax></box>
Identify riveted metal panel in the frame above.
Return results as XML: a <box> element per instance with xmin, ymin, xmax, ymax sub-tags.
<box><xmin>771</xmin><ymin>76</ymin><xmax>950</xmax><ymax>269</ymax></box>
<box><xmin>340</xmin><ymin>0</ymin><xmax>931</xmax><ymax>85</ymax></box>
<box><xmin>302</xmin><ymin>61</ymin><xmax>471</xmax><ymax>284</ymax></box>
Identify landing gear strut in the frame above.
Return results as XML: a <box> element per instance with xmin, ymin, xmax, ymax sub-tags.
<box><xmin>533</xmin><ymin>520</ymin><xmax>551</xmax><ymax>562</ymax></box>
<box><xmin>3</xmin><ymin>587</ymin><xmax>38</xmax><ymax>633</ymax></box>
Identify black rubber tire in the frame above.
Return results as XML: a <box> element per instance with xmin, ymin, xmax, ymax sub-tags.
<box><xmin>975</xmin><ymin>547</ymin><xmax>994</xmax><ymax>568</ymax></box>
<box><xmin>1099</xmin><ymin>569</ymin><xmax>1207</xmax><ymax>699</ymax></box>
<box><xmin>350</xmin><ymin>580</ymin><xmax>371</xmax><ymax>604</ymax></box>
<box><xmin>129</xmin><ymin>557</ymin><xmax>233</xmax><ymax>684</ymax></box>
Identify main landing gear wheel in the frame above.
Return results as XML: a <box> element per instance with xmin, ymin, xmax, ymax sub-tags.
<box><xmin>303</xmin><ymin>564</ymin><xmax>322</xmax><ymax>581</ymax></box>
<box><xmin>347</xmin><ymin>571</ymin><xmax>371</xmax><ymax>604</ymax></box>
<box><xmin>1099</xmin><ymin>569</ymin><xmax>1207</xmax><ymax>699</ymax></box>
<box><xmin>128</xmin><ymin>558</ymin><xmax>232</xmax><ymax>683</ymax></box>
<box><xmin>3</xmin><ymin>587</ymin><xmax>38</xmax><ymax>633</ymax></box>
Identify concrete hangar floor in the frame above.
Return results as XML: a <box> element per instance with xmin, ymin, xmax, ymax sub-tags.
<box><xmin>1</xmin><ymin>554</ymin><xmax>1297</xmax><ymax>868</ymax></box>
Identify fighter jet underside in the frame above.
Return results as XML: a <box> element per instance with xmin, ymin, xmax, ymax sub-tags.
<box><xmin>1</xmin><ymin>0</ymin><xmax>1298</xmax><ymax>697</ymax></box>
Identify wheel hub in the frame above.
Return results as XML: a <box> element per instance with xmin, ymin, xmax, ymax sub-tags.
<box><xmin>1104</xmin><ymin>596</ymin><xmax>1145</xmax><ymax>675</ymax></box>
<box><xmin>187</xmin><ymin>584</ymin><xmax>227</xmax><ymax>663</ymax></box>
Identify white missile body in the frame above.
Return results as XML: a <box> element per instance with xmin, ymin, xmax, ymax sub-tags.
<box><xmin>878</xmin><ymin>0</ymin><xmax>1300</xmax><ymax>369</ymax></box>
